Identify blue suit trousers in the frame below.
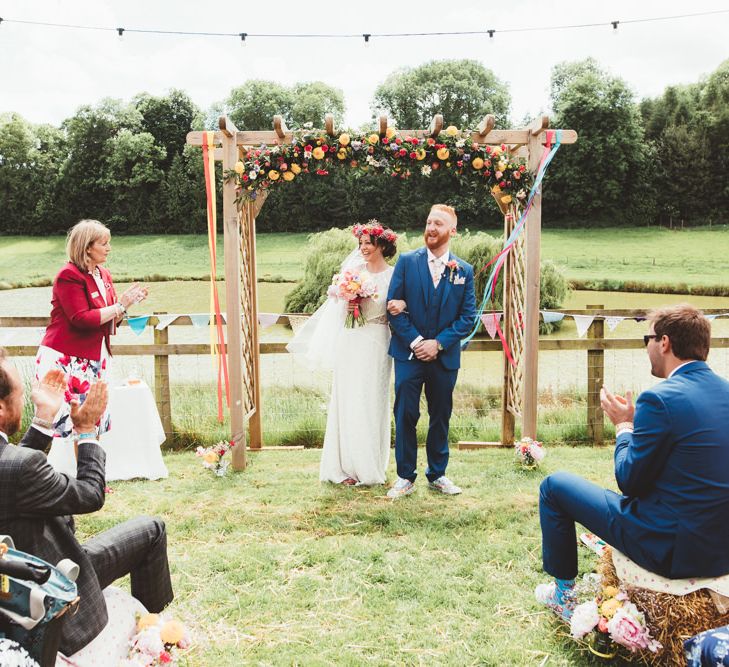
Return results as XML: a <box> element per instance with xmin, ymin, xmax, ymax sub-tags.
<box><xmin>540</xmin><ymin>471</ymin><xmax>630</xmax><ymax>580</ymax></box>
<box><xmin>394</xmin><ymin>358</ymin><xmax>458</xmax><ymax>482</ymax></box>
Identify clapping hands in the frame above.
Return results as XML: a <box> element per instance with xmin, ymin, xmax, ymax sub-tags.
<box><xmin>31</xmin><ymin>369</ymin><xmax>66</xmax><ymax>422</ymax></box>
<box><xmin>70</xmin><ymin>382</ymin><xmax>109</xmax><ymax>434</ymax></box>
<box><xmin>120</xmin><ymin>283</ymin><xmax>149</xmax><ymax>309</ymax></box>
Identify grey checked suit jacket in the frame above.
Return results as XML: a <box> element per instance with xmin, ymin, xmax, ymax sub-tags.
<box><xmin>0</xmin><ymin>428</ymin><xmax>108</xmax><ymax>655</ymax></box>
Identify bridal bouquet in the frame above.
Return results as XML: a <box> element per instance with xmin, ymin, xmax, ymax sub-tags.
<box><xmin>120</xmin><ymin>613</ymin><xmax>191</xmax><ymax>666</ymax></box>
<box><xmin>195</xmin><ymin>440</ymin><xmax>235</xmax><ymax>476</ymax></box>
<box><xmin>570</xmin><ymin>574</ymin><xmax>661</xmax><ymax>657</ymax></box>
<box><xmin>514</xmin><ymin>436</ymin><xmax>546</xmax><ymax>468</ymax></box>
<box><xmin>327</xmin><ymin>269</ymin><xmax>378</xmax><ymax>327</ymax></box>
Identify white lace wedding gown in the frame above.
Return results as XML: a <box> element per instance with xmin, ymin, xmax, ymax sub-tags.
<box><xmin>319</xmin><ymin>267</ymin><xmax>393</xmax><ymax>485</ymax></box>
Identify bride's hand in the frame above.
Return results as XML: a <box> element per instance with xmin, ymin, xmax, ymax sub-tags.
<box><xmin>387</xmin><ymin>299</ymin><xmax>407</xmax><ymax>316</ymax></box>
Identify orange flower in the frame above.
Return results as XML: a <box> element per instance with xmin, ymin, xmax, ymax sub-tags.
<box><xmin>338</xmin><ymin>133</ymin><xmax>351</xmax><ymax>146</ymax></box>
<box><xmin>312</xmin><ymin>147</ymin><xmax>325</xmax><ymax>160</ymax></box>
<box><xmin>437</xmin><ymin>147</ymin><xmax>450</xmax><ymax>160</ymax></box>
<box><xmin>471</xmin><ymin>157</ymin><xmax>484</xmax><ymax>169</ymax></box>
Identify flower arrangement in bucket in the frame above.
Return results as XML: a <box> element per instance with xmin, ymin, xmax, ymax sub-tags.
<box><xmin>195</xmin><ymin>440</ymin><xmax>235</xmax><ymax>476</ymax></box>
<box><xmin>570</xmin><ymin>573</ymin><xmax>661</xmax><ymax>658</ymax></box>
<box><xmin>121</xmin><ymin>612</ymin><xmax>191</xmax><ymax>666</ymax></box>
<box><xmin>514</xmin><ymin>436</ymin><xmax>545</xmax><ymax>469</ymax></box>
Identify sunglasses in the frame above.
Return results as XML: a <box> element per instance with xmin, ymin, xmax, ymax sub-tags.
<box><xmin>643</xmin><ymin>334</ymin><xmax>658</xmax><ymax>346</ymax></box>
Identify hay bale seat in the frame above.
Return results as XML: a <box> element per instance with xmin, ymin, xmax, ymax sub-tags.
<box><xmin>598</xmin><ymin>549</ymin><xmax>729</xmax><ymax>665</ymax></box>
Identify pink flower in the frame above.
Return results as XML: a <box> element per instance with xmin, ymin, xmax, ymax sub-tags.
<box><xmin>159</xmin><ymin>650</ymin><xmax>173</xmax><ymax>663</ymax></box>
<box><xmin>607</xmin><ymin>603</ymin><xmax>661</xmax><ymax>652</ymax></box>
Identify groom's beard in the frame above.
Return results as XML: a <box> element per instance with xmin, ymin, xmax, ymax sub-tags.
<box><xmin>424</xmin><ymin>229</ymin><xmax>450</xmax><ymax>252</ymax></box>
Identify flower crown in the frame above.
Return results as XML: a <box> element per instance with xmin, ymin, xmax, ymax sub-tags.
<box><xmin>352</xmin><ymin>220</ymin><xmax>398</xmax><ymax>244</ymax></box>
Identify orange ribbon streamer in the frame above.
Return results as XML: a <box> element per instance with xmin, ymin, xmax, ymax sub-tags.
<box><xmin>202</xmin><ymin>132</ymin><xmax>230</xmax><ymax>421</ymax></box>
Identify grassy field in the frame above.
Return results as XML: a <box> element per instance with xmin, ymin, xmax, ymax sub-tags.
<box><xmin>84</xmin><ymin>447</ymin><xmax>617</xmax><ymax>666</ymax></box>
<box><xmin>2</xmin><ymin>226</ymin><xmax>729</xmax><ymax>289</ymax></box>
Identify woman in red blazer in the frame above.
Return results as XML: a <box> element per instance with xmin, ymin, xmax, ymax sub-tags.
<box><xmin>36</xmin><ymin>219</ymin><xmax>148</xmax><ymax>445</ymax></box>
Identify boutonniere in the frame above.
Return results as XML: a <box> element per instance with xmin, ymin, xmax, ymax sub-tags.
<box><xmin>446</xmin><ymin>259</ymin><xmax>461</xmax><ymax>283</ymax></box>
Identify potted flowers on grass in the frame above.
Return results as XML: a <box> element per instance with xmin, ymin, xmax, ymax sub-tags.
<box><xmin>514</xmin><ymin>436</ymin><xmax>546</xmax><ymax>470</ymax></box>
<box><xmin>195</xmin><ymin>440</ymin><xmax>235</xmax><ymax>476</ymax></box>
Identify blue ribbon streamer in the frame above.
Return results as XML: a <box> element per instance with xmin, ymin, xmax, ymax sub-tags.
<box><xmin>462</xmin><ymin>130</ymin><xmax>563</xmax><ymax>348</ymax></box>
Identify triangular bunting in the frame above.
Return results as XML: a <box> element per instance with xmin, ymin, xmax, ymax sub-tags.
<box><xmin>705</xmin><ymin>314</ymin><xmax>718</xmax><ymax>321</ymax></box>
<box><xmin>541</xmin><ymin>311</ymin><xmax>565</xmax><ymax>324</ymax></box>
<box><xmin>190</xmin><ymin>313</ymin><xmax>211</xmax><ymax>329</ymax></box>
<box><xmin>155</xmin><ymin>314</ymin><xmax>179</xmax><ymax>330</ymax></box>
<box><xmin>604</xmin><ymin>316</ymin><xmax>624</xmax><ymax>332</ymax></box>
<box><xmin>480</xmin><ymin>312</ymin><xmax>502</xmax><ymax>339</ymax></box>
<box><xmin>127</xmin><ymin>316</ymin><xmax>150</xmax><ymax>336</ymax></box>
<box><xmin>258</xmin><ymin>312</ymin><xmax>280</xmax><ymax>329</ymax></box>
<box><xmin>288</xmin><ymin>315</ymin><xmax>309</xmax><ymax>336</ymax></box>
<box><xmin>573</xmin><ymin>314</ymin><xmax>595</xmax><ymax>338</ymax></box>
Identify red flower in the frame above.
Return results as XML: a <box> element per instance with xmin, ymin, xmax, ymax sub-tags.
<box><xmin>321</xmin><ymin>145</ymin><xmax>329</xmax><ymax>152</ymax></box>
<box><xmin>484</xmin><ymin>146</ymin><xmax>492</xmax><ymax>155</ymax></box>
<box><xmin>159</xmin><ymin>651</ymin><xmax>173</xmax><ymax>663</ymax></box>
<box><xmin>304</xmin><ymin>145</ymin><xmax>313</xmax><ymax>152</ymax></box>
<box><xmin>457</xmin><ymin>161</ymin><xmax>463</xmax><ymax>167</ymax></box>
<box><xmin>68</xmin><ymin>376</ymin><xmax>90</xmax><ymax>396</ymax></box>
<box><xmin>395</xmin><ymin>138</ymin><xmax>402</xmax><ymax>145</ymax></box>
<box><xmin>411</xmin><ymin>138</ymin><xmax>419</xmax><ymax>145</ymax></box>
<box><xmin>519</xmin><ymin>165</ymin><xmax>526</xmax><ymax>173</ymax></box>
<box><xmin>398</xmin><ymin>148</ymin><xmax>407</xmax><ymax>157</ymax></box>
<box><xmin>58</xmin><ymin>354</ymin><xmax>72</xmax><ymax>366</ymax></box>
<box><xmin>382</xmin><ymin>136</ymin><xmax>390</xmax><ymax>144</ymax></box>
<box><xmin>432</xmin><ymin>162</ymin><xmax>440</xmax><ymax>170</ymax></box>
<box><xmin>409</xmin><ymin>152</ymin><xmax>417</xmax><ymax>159</ymax></box>
<box><xmin>500</xmin><ymin>181</ymin><xmax>506</xmax><ymax>188</ymax></box>
<box><xmin>242</xmin><ymin>174</ymin><xmax>249</xmax><ymax>182</ymax></box>
<box><xmin>316</xmin><ymin>169</ymin><xmax>329</xmax><ymax>176</ymax></box>
<box><xmin>350</xmin><ymin>160</ymin><xmax>358</xmax><ymax>167</ymax></box>
<box><xmin>484</xmin><ymin>170</ymin><xmax>491</xmax><ymax>177</ymax></box>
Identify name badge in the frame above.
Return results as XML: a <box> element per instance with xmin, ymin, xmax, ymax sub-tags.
<box><xmin>91</xmin><ymin>291</ymin><xmax>100</xmax><ymax>298</ymax></box>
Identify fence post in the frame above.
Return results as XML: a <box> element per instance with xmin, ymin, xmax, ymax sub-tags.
<box><xmin>153</xmin><ymin>313</ymin><xmax>173</xmax><ymax>439</ymax></box>
<box><xmin>586</xmin><ymin>304</ymin><xmax>604</xmax><ymax>446</ymax></box>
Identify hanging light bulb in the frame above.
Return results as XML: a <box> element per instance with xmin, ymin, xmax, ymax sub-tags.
<box><xmin>117</xmin><ymin>27</ymin><xmax>124</xmax><ymax>40</ymax></box>
<box><xmin>239</xmin><ymin>32</ymin><xmax>247</xmax><ymax>46</ymax></box>
<box><xmin>363</xmin><ymin>33</ymin><xmax>371</xmax><ymax>47</ymax></box>
<box><xmin>611</xmin><ymin>21</ymin><xmax>619</xmax><ymax>35</ymax></box>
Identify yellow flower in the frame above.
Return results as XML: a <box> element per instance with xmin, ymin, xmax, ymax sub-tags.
<box><xmin>312</xmin><ymin>147</ymin><xmax>325</xmax><ymax>160</ymax></box>
<box><xmin>290</xmin><ymin>163</ymin><xmax>302</xmax><ymax>175</ymax></box>
<box><xmin>385</xmin><ymin>127</ymin><xmax>396</xmax><ymax>139</ymax></box>
<box><xmin>437</xmin><ymin>147</ymin><xmax>450</xmax><ymax>160</ymax></box>
<box><xmin>203</xmin><ymin>451</ymin><xmax>219</xmax><ymax>464</ymax></box>
<box><xmin>491</xmin><ymin>184</ymin><xmax>502</xmax><ymax>194</ymax></box>
<box><xmin>368</xmin><ymin>133</ymin><xmax>379</xmax><ymax>145</ymax></box>
<box><xmin>471</xmin><ymin>157</ymin><xmax>484</xmax><ymax>170</ymax></box>
<box><xmin>283</xmin><ymin>171</ymin><xmax>295</xmax><ymax>181</ymax></box>
<box><xmin>415</xmin><ymin>148</ymin><xmax>426</xmax><ymax>161</ymax></box>
<box><xmin>500</xmin><ymin>195</ymin><xmax>512</xmax><ymax>205</ymax></box>
<box><xmin>337</xmin><ymin>149</ymin><xmax>347</xmax><ymax>160</ymax></box>
<box><xmin>137</xmin><ymin>613</ymin><xmax>159</xmax><ymax>631</ymax></box>
<box><xmin>338</xmin><ymin>133</ymin><xmax>351</xmax><ymax>146</ymax></box>
<box><xmin>492</xmin><ymin>147</ymin><xmax>502</xmax><ymax>157</ymax></box>
<box><xmin>445</xmin><ymin>125</ymin><xmax>459</xmax><ymax>137</ymax></box>
<box><xmin>234</xmin><ymin>161</ymin><xmax>245</xmax><ymax>175</ymax></box>
<box><xmin>602</xmin><ymin>586</ymin><xmax>619</xmax><ymax>598</ymax></box>
<box><xmin>600</xmin><ymin>598</ymin><xmax>622</xmax><ymax>619</ymax></box>
<box><xmin>497</xmin><ymin>161</ymin><xmax>507</xmax><ymax>172</ymax></box>
<box><xmin>268</xmin><ymin>170</ymin><xmax>280</xmax><ymax>181</ymax></box>
<box><xmin>160</xmin><ymin>619</ymin><xmax>186</xmax><ymax>645</ymax></box>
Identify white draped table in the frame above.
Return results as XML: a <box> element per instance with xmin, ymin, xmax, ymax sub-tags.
<box><xmin>47</xmin><ymin>381</ymin><xmax>169</xmax><ymax>481</ymax></box>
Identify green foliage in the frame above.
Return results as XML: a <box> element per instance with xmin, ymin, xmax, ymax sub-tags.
<box><xmin>372</xmin><ymin>59</ymin><xmax>511</xmax><ymax>128</ymax></box>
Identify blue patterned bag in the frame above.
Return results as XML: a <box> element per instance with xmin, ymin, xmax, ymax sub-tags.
<box><xmin>0</xmin><ymin>536</ymin><xmax>78</xmax><ymax>667</ymax></box>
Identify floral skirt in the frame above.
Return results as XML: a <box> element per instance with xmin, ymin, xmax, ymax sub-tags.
<box><xmin>35</xmin><ymin>344</ymin><xmax>112</xmax><ymax>438</ymax></box>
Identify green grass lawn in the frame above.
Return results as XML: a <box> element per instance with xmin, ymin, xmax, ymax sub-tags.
<box><xmin>83</xmin><ymin>447</ymin><xmax>616</xmax><ymax>666</ymax></box>
<box><xmin>2</xmin><ymin>226</ymin><xmax>729</xmax><ymax>289</ymax></box>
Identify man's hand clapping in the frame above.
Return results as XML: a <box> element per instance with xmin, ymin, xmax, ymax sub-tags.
<box><xmin>70</xmin><ymin>382</ymin><xmax>109</xmax><ymax>435</ymax></box>
<box><xmin>31</xmin><ymin>369</ymin><xmax>66</xmax><ymax>422</ymax></box>
<box><xmin>600</xmin><ymin>387</ymin><xmax>635</xmax><ymax>426</ymax></box>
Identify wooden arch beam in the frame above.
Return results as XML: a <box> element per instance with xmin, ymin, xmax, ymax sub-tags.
<box><xmin>429</xmin><ymin>114</ymin><xmax>443</xmax><ymax>138</ymax></box>
<box><xmin>273</xmin><ymin>115</ymin><xmax>288</xmax><ymax>141</ymax></box>
<box><xmin>378</xmin><ymin>114</ymin><xmax>388</xmax><ymax>136</ymax></box>
<box><xmin>477</xmin><ymin>114</ymin><xmax>495</xmax><ymax>139</ymax></box>
<box><xmin>325</xmin><ymin>113</ymin><xmax>336</xmax><ymax>137</ymax></box>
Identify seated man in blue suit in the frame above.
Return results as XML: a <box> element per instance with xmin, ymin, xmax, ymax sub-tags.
<box><xmin>536</xmin><ymin>304</ymin><xmax>729</xmax><ymax>620</ymax></box>
<box><xmin>385</xmin><ymin>204</ymin><xmax>476</xmax><ymax>499</ymax></box>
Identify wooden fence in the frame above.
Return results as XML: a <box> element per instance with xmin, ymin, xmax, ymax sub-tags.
<box><xmin>3</xmin><ymin>307</ymin><xmax>728</xmax><ymax>446</ymax></box>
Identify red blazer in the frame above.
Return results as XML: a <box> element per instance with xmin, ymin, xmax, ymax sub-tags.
<box><xmin>41</xmin><ymin>262</ymin><xmax>119</xmax><ymax>360</ymax></box>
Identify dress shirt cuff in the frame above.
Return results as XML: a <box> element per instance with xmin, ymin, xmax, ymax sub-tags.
<box><xmin>410</xmin><ymin>335</ymin><xmax>424</xmax><ymax>350</ymax></box>
<box><xmin>616</xmin><ymin>422</ymin><xmax>634</xmax><ymax>437</ymax></box>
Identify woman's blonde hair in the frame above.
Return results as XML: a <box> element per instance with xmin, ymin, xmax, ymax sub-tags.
<box><xmin>66</xmin><ymin>219</ymin><xmax>110</xmax><ymax>270</ymax></box>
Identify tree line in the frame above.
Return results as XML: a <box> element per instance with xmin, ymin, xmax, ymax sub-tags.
<box><xmin>0</xmin><ymin>58</ymin><xmax>726</xmax><ymax>236</ymax></box>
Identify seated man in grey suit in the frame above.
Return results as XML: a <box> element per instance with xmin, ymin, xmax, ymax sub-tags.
<box><xmin>0</xmin><ymin>347</ymin><xmax>173</xmax><ymax>656</ymax></box>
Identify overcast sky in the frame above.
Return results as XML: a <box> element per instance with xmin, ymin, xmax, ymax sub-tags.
<box><xmin>1</xmin><ymin>0</ymin><xmax>727</xmax><ymax>130</ymax></box>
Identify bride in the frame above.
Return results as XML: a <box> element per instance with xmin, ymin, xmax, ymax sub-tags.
<box><xmin>287</xmin><ymin>222</ymin><xmax>404</xmax><ymax>486</ymax></box>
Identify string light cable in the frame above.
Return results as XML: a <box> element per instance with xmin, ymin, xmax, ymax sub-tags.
<box><xmin>0</xmin><ymin>9</ymin><xmax>728</xmax><ymax>42</ymax></box>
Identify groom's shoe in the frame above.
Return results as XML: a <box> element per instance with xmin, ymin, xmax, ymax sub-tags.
<box><xmin>428</xmin><ymin>476</ymin><xmax>462</xmax><ymax>495</ymax></box>
<box><xmin>387</xmin><ymin>477</ymin><xmax>415</xmax><ymax>499</ymax></box>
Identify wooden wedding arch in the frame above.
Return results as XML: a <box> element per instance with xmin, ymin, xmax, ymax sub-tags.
<box><xmin>187</xmin><ymin>113</ymin><xmax>576</xmax><ymax>470</ymax></box>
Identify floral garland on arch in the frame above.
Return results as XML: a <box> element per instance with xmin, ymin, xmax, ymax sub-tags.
<box><xmin>224</xmin><ymin>125</ymin><xmax>532</xmax><ymax>212</ymax></box>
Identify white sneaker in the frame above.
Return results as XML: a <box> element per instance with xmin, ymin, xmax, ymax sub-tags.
<box><xmin>387</xmin><ymin>477</ymin><xmax>415</xmax><ymax>499</ymax></box>
<box><xmin>428</xmin><ymin>476</ymin><xmax>462</xmax><ymax>495</ymax></box>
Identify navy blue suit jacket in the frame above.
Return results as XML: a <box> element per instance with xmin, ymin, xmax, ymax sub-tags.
<box><xmin>387</xmin><ymin>247</ymin><xmax>476</xmax><ymax>370</ymax></box>
<box><xmin>613</xmin><ymin>361</ymin><xmax>729</xmax><ymax>578</ymax></box>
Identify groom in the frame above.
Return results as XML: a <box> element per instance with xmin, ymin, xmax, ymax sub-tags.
<box><xmin>386</xmin><ymin>204</ymin><xmax>476</xmax><ymax>498</ymax></box>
